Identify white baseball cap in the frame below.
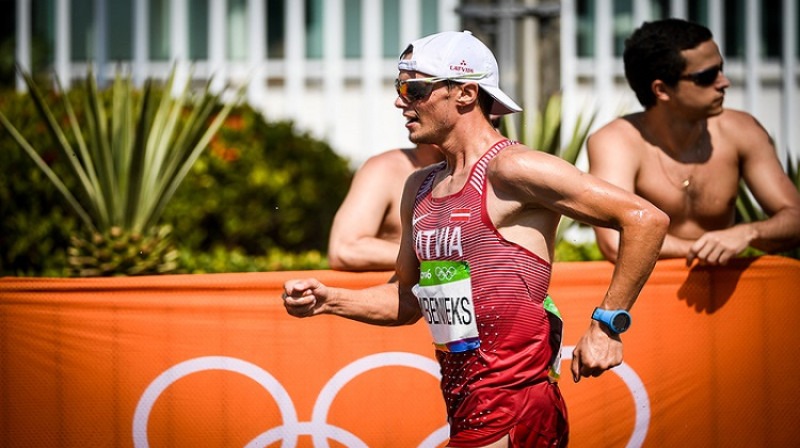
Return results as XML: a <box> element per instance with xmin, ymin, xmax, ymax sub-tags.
<box><xmin>398</xmin><ymin>30</ymin><xmax>522</xmax><ymax>115</ymax></box>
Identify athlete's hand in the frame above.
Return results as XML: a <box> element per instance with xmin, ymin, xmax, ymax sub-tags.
<box><xmin>571</xmin><ymin>321</ymin><xmax>623</xmax><ymax>383</ymax></box>
<box><xmin>686</xmin><ymin>225</ymin><xmax>753</xmax><ymax>266</ymax></box>
<box><xmin>282</xmin><ymin>278</ymin><xmax>328</xmax><ymax>318</ymax></box>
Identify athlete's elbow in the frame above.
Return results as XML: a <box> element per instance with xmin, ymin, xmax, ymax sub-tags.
<box><xmin>646</xmin><ymin>206</ymin><xmax>670</xmax><ymax>236</ymax></box>
<box><xmin>627</xmin><ymin>205</ymin><xmax>670</xmax><ymax>243</ymax></box>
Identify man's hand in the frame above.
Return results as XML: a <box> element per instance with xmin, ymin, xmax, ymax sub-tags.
<box><xmin>686</xmin><ymin>225</ymin><xmax>754</xmax><ymax>266</ymax></box>
<box><xmin>571</xmin><ymin>322</ymin><xmax>623</xmax><ymax>383</ymax></box>
<box><xmin>282</xmin><ymin>279</ymin><xmax>328</xmax><ymax>318</ymax></box>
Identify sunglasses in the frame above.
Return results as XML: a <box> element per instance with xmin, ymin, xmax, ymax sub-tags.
<box><xmin>679</xmin><ymin>63</ymin><xmax>723</xmax><ymax>87</ymax></box>
<box><xmin>395</xmin><ymin>73</ymin><xmax>489</xmax><ymax>102</ymax></box>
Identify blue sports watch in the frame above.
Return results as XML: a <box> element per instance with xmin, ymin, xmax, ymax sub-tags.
<box><xmin>591</xmin><ymin>308</ymin><xmax>632</xmax><ymax>334</ymax></box>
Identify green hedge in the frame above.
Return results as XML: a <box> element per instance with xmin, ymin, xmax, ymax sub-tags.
<box><xmin>163</xmin><ymin>103</ymin><xmax>352</xmax><ymax>255</ymax></box>
<box><xmin>0</xmin><ymin>88</ymin><xmax>79</xmax><ymax>276</ymax></box>
<box><xmin>1</xmin><ymin>86</ymin><xmax>351</xmax><ymax>276</ymax></box>
<box><xmin>1</xmin><ymin>82</ymin><xmax>610</xmax><ymax>277</ymax></box>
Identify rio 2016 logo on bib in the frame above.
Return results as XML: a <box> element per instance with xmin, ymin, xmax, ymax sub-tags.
<box><xmin>414</xmin><ymin>261</ymin><xmax>479</xmax><ymax>352</ymax></box>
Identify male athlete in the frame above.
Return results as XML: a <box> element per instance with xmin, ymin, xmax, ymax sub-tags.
<box><xmin>283</xmin><ymin>31</ymin><xmax>668</xmax><ymax>447</ymax></box>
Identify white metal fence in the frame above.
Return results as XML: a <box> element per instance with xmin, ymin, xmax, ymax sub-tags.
<box><xmin>12</xmin><ymin>0</ymin><xmax>799</xmax><ymax>167</ymax></box>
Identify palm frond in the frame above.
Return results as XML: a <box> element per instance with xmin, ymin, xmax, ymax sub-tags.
<box><xmin>2</xmin><ymin>66</ymin><xmax>244</xmax><ymax>238</ymax></box>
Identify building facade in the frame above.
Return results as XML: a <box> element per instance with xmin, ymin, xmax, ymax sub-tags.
<box><xmin>7</xmin><ymin>0</ymin><xmax>799</xmax><ymax>167</ymax></box>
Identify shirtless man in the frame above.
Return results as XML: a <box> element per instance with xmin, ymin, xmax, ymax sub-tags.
<box><xmin>327</xmin><ymin>144</ymin><xmax>443</xmax><ymax>271</ymax></box>
<box><xmin>283</xmin><ymin>31</ymin><xmax>668</xmax><ymax>447</ymax></box>
<box><xmin>588</xmin><ymin>18</ymin><xmax>800</xmax><ymax>266</ymax></box>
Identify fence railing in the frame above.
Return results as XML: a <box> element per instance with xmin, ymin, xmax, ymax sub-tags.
<box><xmin>12</xmin><ymin>0</ymin><xmax>798</xmax><ymax>166</ymax></box>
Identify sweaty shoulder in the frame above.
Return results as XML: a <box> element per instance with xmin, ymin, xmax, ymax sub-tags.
<box><xmin>488</xmin><ymin>142</ymin><xmax>572</xmax><ymax>192</ymax></box>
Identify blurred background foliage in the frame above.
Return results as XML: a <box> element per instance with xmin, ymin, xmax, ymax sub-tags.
<box><xmin>6</xmin><ymin>80</ymin><xmax>790</xmax><ymax>277</ymax></box>
<box><xmin>1</xmin><ymin>84</ymin><xmax>351</xmax><ymax>276</ymax></box>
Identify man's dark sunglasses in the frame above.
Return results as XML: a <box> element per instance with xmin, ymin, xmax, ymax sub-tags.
<box><xmin>680</xmin><ymin>63</ymin><xmax>723</xmax><ymax>87</ymax></box>
<box><xmin>395</xmin><ymin>73</ymin><xmax>488</xmax><ymax>102</ymax></box>
<box><xmin>394</xmin><ymin>77</ymin><xmax>448</xmax><ymax>102</ymax></box>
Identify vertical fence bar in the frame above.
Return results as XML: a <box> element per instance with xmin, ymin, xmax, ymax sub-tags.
<box><xmin>170</xmin><ymin>0</ymin><xmax>189</xmax><ymax>94</ymax></box>
<box><xmin>133</xmin><ymin>0</ymin><xmax>148</xmax><ymax>87</ymax></box>
<box><xmin>94</xmin><ymin>0</ymin><xmax>108</xmax><ymax>85</ymax></box>
<box><xmin>498</xmin><ymin>0</ymin><xmax>518</xmax><ymax>110</ymax></box>
<box><xmin>560</xmin><ymin>0</ymin><xmax>577</xmax><ymax>150</ymax></box>
<box><xmin>520</xmin><ymin>0</ymin><xmax>539</xmax><ymax>142</ymax></box>
<box><xmin>632</xmin><ymin>0</ymin><xmax>650</xmax><ymax>29</ymax></box>
<box><xmin>744</xmin><ymin>0</ymin><xmax>760</xmax><ymax>119</ymax></box>
<box><xmin>55</xmin><ymin>0</ymin><xmax>71</xmax><ymax>88</ymax></box>
<box><xmin>438</xmin><ymin>0</ymin><xmax>460</xmax><ymax>31</ymax></box>
<box><xmin>208</xmin><ymin>0</ymin><xmax>226</xmax><ymax>93</ymax></box>
<box><xmin>708</xmin><ymin>0</ymin><xmax>724</xmax><ymax>55</ymax></box>
<box><xmin>362</xmin><ymin>0</ymin><xmax>383</xmax><ymax>157</ymax></box>
<box><xmin>247</xmin><ymin>0</ymin><xmax>266</xmax><ymax>107</ymax></box>
<box><xmin>781</xmin><ymin>0</ymin><xmax>797</xmax><ymax>163</ymax></box>
<box><xmin>285</xmin><ymin>0</ymin><xmax>305</xmax><ymax>120</ymax></box>
<box><xmin>400</xmin><ymin>0</ymin><xmax>421</xmax><ymax>48</ymax></box>
<box><xmin>15</xmin><ymin>0</ymin><xmax>31</xmax><ymax>91</ymax></box>
<box><xmin>594</xmin><ymin>0</ymin><xmax>614</xmax><ymax>127</ymax></box>
<box><xmin>670</xmin><ymin>0</ymin><xmax>687</xmax><ymax>19</ymax></box>
<box><xmin>322</xmin><ymin>0</ymin><xmax>344</xmax><ymax>150</ymax></box>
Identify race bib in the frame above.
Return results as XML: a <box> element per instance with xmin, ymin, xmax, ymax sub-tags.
<box><xmin>413</xmin><ymin>261</ymin><xmax>480</xmax><ymax>352</ymax></box>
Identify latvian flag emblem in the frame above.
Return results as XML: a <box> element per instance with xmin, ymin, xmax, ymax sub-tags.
<box><xmin>450</xmin><ymin>208</ymin><xmax>471</xmax><ymax>222</ymax></box>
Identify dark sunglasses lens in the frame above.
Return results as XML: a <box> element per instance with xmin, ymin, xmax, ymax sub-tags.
<box><xmin>693</xmin><ymin>67</ymin><xmax>719</xmax><ymax>86</ymax></box>
<box><xmin>396</xmin><ymin>80</ymin><xmax>434</xmax><ymax>101</ymax></box>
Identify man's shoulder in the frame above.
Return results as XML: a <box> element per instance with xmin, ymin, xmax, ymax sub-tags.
<box><xmin>711</xmin><ymin>108</ymin><xmax>765</xmax><ymax>131</ymax></box>
<box><xmin>588</xmin><ymin>115</ymin><xmax>645</xmax><ymax>153</ymax></box>
<box><xmin>361</xmin><ymin>148</ymin><xmax>416</xmax><ymax>171</ymax></box>
<box><xmin>594</xmin><ymin>113</ymin><xmax>644</xmax><ymax>135</ymax></box>
<box><xmin>709</xmin><ymin>109</ymin><xmax>775</xmax><ymax>156</ymax></box>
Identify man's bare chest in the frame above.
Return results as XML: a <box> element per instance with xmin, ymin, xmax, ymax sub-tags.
<box><xmin>636</xmin><ymin>149</ymin><xmax>740</xmax><ymax>225</ymax></box>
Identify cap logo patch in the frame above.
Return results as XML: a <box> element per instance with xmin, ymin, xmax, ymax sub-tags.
<box><xmin>450</xmin><ymin>60</ymin><xmax>474</xmax><ymax>74</ymax></box>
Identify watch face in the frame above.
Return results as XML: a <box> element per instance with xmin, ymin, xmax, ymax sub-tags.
<box><xmin>612</xmin><ymin>313</ymin><xmax>631</xmax><ymax>332</ymax></box>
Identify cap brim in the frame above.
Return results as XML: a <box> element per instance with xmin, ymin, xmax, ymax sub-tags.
<box><xmin>482</xmin><ymin>86</ymin><xmax>522</xmax><ymax>115</ymax></box>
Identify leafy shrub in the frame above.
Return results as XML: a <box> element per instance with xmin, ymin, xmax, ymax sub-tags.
<box><xmin>177</xmin><ymin>247</ymin><xmax>328</xmax><ymax>273</ymax></box>
<box><xmin>0</xmin><ymin>88</ymin><xmax>79</xmax><ymax>276</ymax></box>
<box><xmin>162</xmin><ymin>103</ymin><xmax>352</xmax><ymax>256</ymax></box>
<box><xmin>1</xmin><ymin>86</ymin><xmax>351</xmax><ymax>276</ymax></box>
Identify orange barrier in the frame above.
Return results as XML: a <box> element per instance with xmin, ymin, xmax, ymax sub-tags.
<box><xmin>1</xmin><ymin>256</ymin><xmax>799</xmax><ymax>447</ymax></box>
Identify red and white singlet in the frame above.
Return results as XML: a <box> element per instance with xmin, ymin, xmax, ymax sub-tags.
<box><xmin>412</xmin><ymin>139</ymin><xmax>568</xmax><ymax>447</ymax></box>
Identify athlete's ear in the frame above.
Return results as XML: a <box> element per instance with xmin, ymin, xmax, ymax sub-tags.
<box><xmin>456</xmin><ymin>82</ymin><xmax>480</xmax><ymax>107</ymax></box>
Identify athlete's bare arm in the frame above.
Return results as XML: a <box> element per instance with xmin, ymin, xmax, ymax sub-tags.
<box><xmin>283</xmin><ymin>168</ymin><xmax>430</xmax><ymax>326</ymax></box>
<box><xmin>489</xmin><ymin>147</ymin><xmax>669</xmax><ymax>382</ymax></box>
<box><xmin>327</xmin><ymin>151</ymin><xmax>408</xmax><ymax>271</ymax></box>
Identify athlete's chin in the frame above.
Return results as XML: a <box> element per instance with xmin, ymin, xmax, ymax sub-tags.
<box><xmin>408</xmin><ymin>133</ymin><xmax>433</xmax><ymax>146</ymax></box>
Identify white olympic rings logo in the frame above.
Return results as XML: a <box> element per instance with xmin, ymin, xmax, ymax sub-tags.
<box><xmin>434</xmin><ymin>266</ymin><xmax>458</xmax><ymax>282</ymax></box>
<box><xmin>133</xmin><ymin>349</ymin><xmax>649</xmax><ymax>447</ymax></box>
